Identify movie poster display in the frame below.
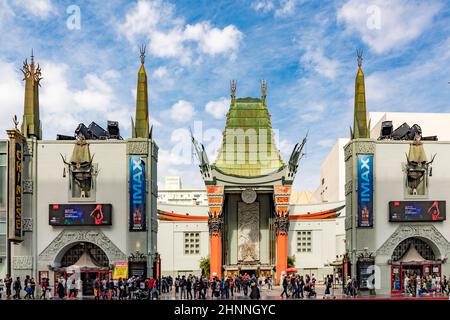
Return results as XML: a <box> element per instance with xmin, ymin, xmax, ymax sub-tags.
<box><xmin>49</xmin><ymin>204</ymin><xmax>112</xmax><ymax>226</ymax></box>
<box><xmin>130</xmin><ymin>156</ymin><xmax>146</xmax><ymax>231</ymax></box>
<box><xmin>389</xmin><ymin>201</ymin><xmax>446</xmax><ymax>222</ymax></box>
<box><xmin>357</xmin><ymin>154</ymin><xmax>373</xmax><ymax>227</ymax></box>
<box><xmin>113</xmin><ymin>262</ymin><xmax>129</xmax><ymax>280</ymax></box>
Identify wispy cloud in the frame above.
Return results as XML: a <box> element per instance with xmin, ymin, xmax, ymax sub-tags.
<box><xmin>13</xmin><ymin>0</ymin><xmax>57</xmax><ymax>19</ymax></box>
<box><xmin>337</xmin><ymin>0</ymin><xmax>443</xmax><ymax>54</ymax></box>
<box><xmin>117</xmin><ymin>0</ymin><xmax>243</xmax><ymax>65</ymax></box>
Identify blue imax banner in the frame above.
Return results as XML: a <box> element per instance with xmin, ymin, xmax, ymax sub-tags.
<box><xmin>357</xmin><ymin>154</ymin><xmax>373</xmax><ymax>228</ymax></box>
<box><xmin>130</xmin><ymin>156</ymin><xmax>146</xmax><ymax>231</ymax></box>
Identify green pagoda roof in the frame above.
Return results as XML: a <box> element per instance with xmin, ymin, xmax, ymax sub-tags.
<box><xmin>212</xmin><ymin>95</ymin><xmax>285</xmax><ymax>177</ymax></box>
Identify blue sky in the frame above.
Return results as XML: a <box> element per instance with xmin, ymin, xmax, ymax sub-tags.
<box><xmin>0</xmin><ymin>0</ymin><xmax>449</xmax><ymax>191</ymax></box>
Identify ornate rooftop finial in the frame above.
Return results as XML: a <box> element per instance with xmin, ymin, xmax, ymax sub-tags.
<box><xmin>230</xmin><ymin>80</ymin><xmax>237</xmax><ymax>100</ymax></box>
<box><xmin>260</xmin><ymin>79</ymin><xmax>267</xmax><ymax>98</ymax></box>
<box><xmin>357</xmin><ymin>48</ymin><xmax>363</xmax><ymax>68</ymax></box>
<box><xmin>13</xmin><ymin>115</ymin><xmax>19</xmax><ymax>130</ymax></box>
<box><xmin>139</xmin><ymin>44</ymin><xmax>146</xmax><ymax>65</ymax></box>
<box><xmin>21</xmin><ymin>49</ymin><xmax>42</xmax><ymax>139</ymax></box>
<box><xmin>34</xmin><ymin>64</ymin><xmax>43</xmax><ymax>85</ymax></box>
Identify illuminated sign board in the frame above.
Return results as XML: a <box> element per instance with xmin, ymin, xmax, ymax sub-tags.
<box><xmin>357</xmin><ymin>154</ymin><xmax>374</xmax><ymax>227</ymax></box>
<box><xmin>130</xmin><ymin>156</ymin><xmax>146</xmax><ymax>231</ymax></box>
<box><xmin>389</xmin><ymin>201</ymin><xmax>446</xmax><ymax>222</ymax></box>
<box><xmin>49</xmin><ymin>204</ymin><xmax>112</xmax><ymax>226</ymax></box>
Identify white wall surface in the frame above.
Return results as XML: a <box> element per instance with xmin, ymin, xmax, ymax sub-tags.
<box><xmin>158</xmin><ymin>221</ymin><xmax>209</xmax><ymax>275</ymax></box>
<box><xmin>289</xmin><ymin>220</ymin><xmax>337</xmax><ymax>269</ymax></box>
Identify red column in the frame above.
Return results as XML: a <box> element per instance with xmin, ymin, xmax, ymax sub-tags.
<box><xmin>276</xmin><ymin>232</ymin><xmax>288</xmax><ymax>284</ymax></box>
<box><xmin>206</xmin><ymin>186</ymin><xmax>224</xmax><ymax>280</ymax></box>
<box><xmin>210</xmin><ymin>233</ymin><xmax>222</xmax><ymax>279</ymax></box>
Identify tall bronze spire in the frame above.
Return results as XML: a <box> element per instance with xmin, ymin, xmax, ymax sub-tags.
<box><xmin>351</xmin><ymin>49</ymin><xmax>369</xmax><ymax>139</ymax></box>
<box><xmin>21</xmin><ymin>49</ymin><xmax>42</xmax><ymax>139</ymax></box>
<box><xmin>132</xmin><ymin>44</ymin><xmax>149</xmax><ymax>138</ymax></box>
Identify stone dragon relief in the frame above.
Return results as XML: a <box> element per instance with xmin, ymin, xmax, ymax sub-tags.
<box><xmin>376</xmin><ymin>225</ymin><xmax>450</xmax><ymax>259</ymax></box>
<box><xmin>39</xmin><ymin>230</ymin><xmax>126</xmax><ymax>266</ymax></box>
<box><xmin>238</xmin><ymin>202</ymin><xmax>260</xmax><ymax>262</ymax></box>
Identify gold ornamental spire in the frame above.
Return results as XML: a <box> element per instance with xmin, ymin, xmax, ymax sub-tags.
<box><xmin>351</xmin><ymin>49</ymin><xmax>369</xmax><ymax>139</ymax></box>
<box><xmin>132</xmin><ymin>44</ymin><xmax>150</xmax><ymax>138</ymax></box>
<box><xmin>21</xmin><ymin>49</ymin><xmax>42</xmax><ymax>139</ymax></box>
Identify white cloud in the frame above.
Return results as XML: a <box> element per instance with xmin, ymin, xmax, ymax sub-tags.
<box><xmin>204</xmin><ymin>97</ymin><xmax>230</xmax><ymax>119</ymax></box>
<box><xmin>117</xmin><ymin>0</ymin><xmax>243</xmax><ymax>64</ymax></box>
<box><xmin>0</xmin><ymin>60</ymin><xmax>24</xmax><ymax>136</ymax></box>
<box><xmin>185</xmin><ymin>22</ymin><xmax>243</xmax><ymax>57</ymax></box>
<box><xmin>275</xmin><ymin>0</ymin><xmax>296</xmax><ymax>17</ymax></box>
<box><xmin>152</xmin><ymin>66</ymin><xmax>169</xmax><ymax>79</ymax></box>
<box><xmin>252</xmin><ymin>0</ymin><xmax>297</xmax><ymax>17</ymax></box>
<box><xmin>0</xmin><ymin>60</ymin><xmax>131</xmax><ymax>139</ymax></box>
<box><xmin>117</xmin><ymin>0</ymin><xmax>175</xmax><ymax>41</ymax></box>
<box><xmin>168</xmin><ymin>100</ymin><xmax>195</xmax><ymax>122</ymax></box>
<box><xmin>337</xmin><ymin>0</ymin><xmax>442</xmax><ymax>54</ymax></box>
<box><xmin>73</xmin><ymin>74</ymin><xmax>114</xmax><ymax>113</ymax></box>
<box><xmin>300</xmin><ymin>48</ymin><xmax>340</xmax><ymax>79</ymax></box>
<box><xmin>14</xmin><ymin>0</ymin><xmax>57</xmax><ymax>19</ymax></box>
<box><xmin>300</xmin><ymin>103</ymin><xmax>325</xmax><ymax>122</ymax></box>
<box><xmin>252</xmin><ymin>1</ymin><xmax>275</xmax><ymax>12</ymax></box>
<box><xmin>317</xmin><ymin>139</ymin><xmax>335</xmax><ymax>148</ymax></box>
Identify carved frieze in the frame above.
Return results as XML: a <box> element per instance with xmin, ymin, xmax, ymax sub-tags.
<box><xmin>127</xmin><ymin>141</ymin><xmax>149</xmax><ymax>155</ymax></box>
<box><xmin>39</xmin><ymin>230</ymin><xmax>127</xmax><ymax>264</ymax></box>
<box><xmin>344</xmin><ymin>144</ymin><xmax>353</xmax><ymax>161</ymax></box>
<box><xmin>12</xmin><ymin>256</ymin><xmax>33</xmax><ymax>270</ymax></box>
<box><xmin>275</xmin><ymin>215</ymin><xmax>290</xmax><ymax>235</ymax></box>
<box><xmin>208</xmin><ymin>215</ymin><xmax>223</xmax><ymax>235</ymax></box>
<box><xmin>23</xmin><ymin>179</ymin><xmax>33</xmax><ymax>194</ymax></box>
<box><xmin>376</xmin><ymin>224</ymin><xmax>450</xmax><ymax>258</ymax></box>
<box><xmin>238</xmin><ymin>202</ymin><xmax>260</xmax><ymax>262</ymax></box>
<box><xmin>355</xmin><ymin>141</ymin><xmax>375</xmax><ymax>154</ymax></box>
<box><xmin>22</xmin><ymin>218</ymin><xmax>33</xmax><ymax>232</ymax></box>
<box><xmin>345</xmin><ymin>180</ymin><xmax>353</xmax><ymax>195</ymax></box>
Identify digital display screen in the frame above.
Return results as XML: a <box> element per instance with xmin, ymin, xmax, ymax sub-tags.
<box><xmin>389</xmin><ymin>201</ymin><xmax>446</xmax><ymax>222</ymax></box>
<box><xmin>49</xmin><ymin>204</ymin><xmax>112</xmax><ymax>226</ymax></box>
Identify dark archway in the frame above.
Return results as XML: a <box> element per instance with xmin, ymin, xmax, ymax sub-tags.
<box><xmin>60</xmin><ymin>242</ymin><xmax>109</xmax><ymax>267</ymax></box>
<box><xmin>391</xmin><ymin>237</ymin><xmax>436</xmax><ymax>261</ymax></box>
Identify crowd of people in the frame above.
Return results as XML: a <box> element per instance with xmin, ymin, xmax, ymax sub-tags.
<box><xmin>280</xmin><ymin>273</ymin><xmax>318</xmax><ymax>298</ymax></box>
<box><xmin>403</xmin><ymin>274</ymin><xmax>449</xmax><ymax>297</ymax></box>
<box><xmin>169</xmin><ymin>273</ymin><xmax>268</xmax><ymax>300</ymax></box>
<box><xmin>2</xmin><ymin>272</ymin><xmax>450</xmax><ymax>300</ymax></box>
<box><xmin>0</xmin><ymin>274</ymin><xmax>37</xmax><ymax>300</ymax></box>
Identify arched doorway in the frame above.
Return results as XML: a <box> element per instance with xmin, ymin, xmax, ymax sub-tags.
<box><xmin>390</xmin><ymin>237</ymin><xmax>441</xmax><ymax>295</ymax></box>
<box><xmin>60</xmin><ymin>243</ymin><xmax>109</xmax><ymax>268</ymax></box>
<box><xmin>55</xmin><ymin>242</ymin><xmax>111</xmax><ymax>297</ymax></box>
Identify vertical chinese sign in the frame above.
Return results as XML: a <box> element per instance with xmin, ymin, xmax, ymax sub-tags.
<box><xmin>129</xmin><ymin>156</ymin><xmax>146</xmax><ymax>231</ymax></box>
<box><xmin>357</xmin><ymin>154</ymin><xmax>374</xmax><ymax>227</ymax></box>
<box><xmin>7</xmin><ymin>129</ymin><xmax>25</xmax><ymax>242</ymax></box>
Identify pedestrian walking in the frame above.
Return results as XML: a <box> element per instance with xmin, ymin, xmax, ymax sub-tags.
<box><xmin>13</xmin><ymin>277</ymin><xmax>22</xmax><ymax>299</ymax></box>
<box><xmin>0</xmin><ymin>279</ymin><xmax>4</xmax><ymax>299</ymax></box>
<box><xmin>280</xmin><ymin>275</ymin><xmax>289</xmax><ymax>298</ymax></box>
<box><xmin>249</xmin><ymin>282</ymin><xmax>260</xmax><ymax>300</ymax></box>
<box><xmin>57</xmin><ymin>280</ymin><xmax>65</xmax><ymax>300</ymax></box>
<box><xmin>4</xmin><ymin>274</ymin><xmax>12</xmax><ymax>299</ymax></box>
